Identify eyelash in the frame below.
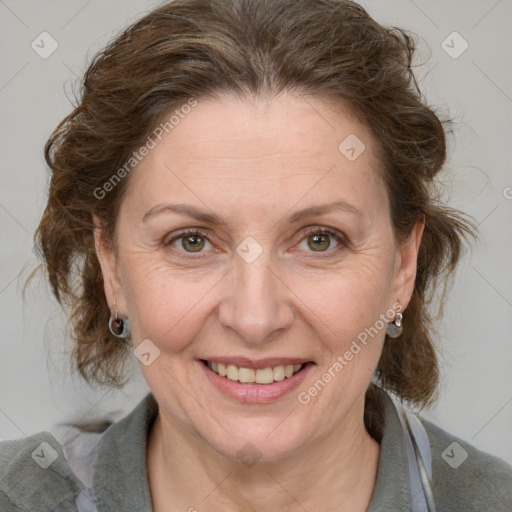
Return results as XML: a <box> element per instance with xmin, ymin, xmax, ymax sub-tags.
<box><xmin>162</xmin><ymin>226</ymin><xmax>347</xmax><ymax>258</ymax></box>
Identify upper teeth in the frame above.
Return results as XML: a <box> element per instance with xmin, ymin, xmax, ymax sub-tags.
<box><xmin>207</xmin><ymin>361</ymin><xmax>303</xmax><ymax>384</ymax></box>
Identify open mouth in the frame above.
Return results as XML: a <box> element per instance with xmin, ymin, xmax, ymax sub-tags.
<box><xmin>200</xmin><ymin>359</ymin><xmax>313</xmax><ymax>385</ymax></box>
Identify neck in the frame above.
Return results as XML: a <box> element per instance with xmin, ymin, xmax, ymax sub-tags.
<box><xmin>147</xmin><ymin>398</ymin><xmax>381</xmax><ymax>512</ymax></box>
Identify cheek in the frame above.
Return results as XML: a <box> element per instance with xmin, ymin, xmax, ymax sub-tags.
<box><xmin>293</xmin><ymin>255</ymin><xmax>395</xmax><ymax>352</ymax></box>
<box><xmin>314</xmin><ymin>282</ymin><xmax>384</xmax><ymax>334</ymax></box>
<box><xmin>311</xmin><ymin>276</ymin><xmax>390</xmax><ymax>387</ymax></box>
<box><xmin>315</xmin><ymin>249</ymin><xmax>393</xmax><ymax>305</ymax></box>
<box><xmin>120</xmin><ymin>253</ymin><xmax>217</xmax><ymax>352</ymax></box>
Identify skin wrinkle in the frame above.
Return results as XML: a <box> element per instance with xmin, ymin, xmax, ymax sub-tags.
<box><xmin>93</xmin><ymin>92</ymin><xmax>424</xmax><ymax>511</ymax></box>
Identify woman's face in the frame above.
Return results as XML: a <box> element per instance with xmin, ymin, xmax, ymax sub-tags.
<box><xmin>95</xmin><ymin>92</ymin><xmax>423</xmax><ymax>461</ymax></box>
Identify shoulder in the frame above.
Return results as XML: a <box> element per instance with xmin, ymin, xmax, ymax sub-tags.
<box><xmin>0</xmin><ymin>431</ymin><xmax>85</xmax><ymax>511</ymax></box>
<box><xmin>420</xmin><ymin>417</ymin><xmax>512</xmax><ymax>511</ymax></box>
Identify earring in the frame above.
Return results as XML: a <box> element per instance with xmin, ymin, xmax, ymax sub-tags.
<box><xmin>108</xmin><ymin>300</ymin><xmax>130</xmax><ymax>338</ymax></box>
<box><xmin>386</xmin><ymin>311</ymin><xmax>403</xmax><ymax>338</ymax></box>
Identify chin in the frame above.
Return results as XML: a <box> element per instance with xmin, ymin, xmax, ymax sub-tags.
<box><xmin>199</xmin><ymin>421</ymin><xmax>309</xmax><ymax>464</ymax></box>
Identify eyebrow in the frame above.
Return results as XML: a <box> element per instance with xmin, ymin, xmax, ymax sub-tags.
<box><xmin>141</xmin><ymin>200</ymin><xmax>365</xmax><ymax>225</ymax></box>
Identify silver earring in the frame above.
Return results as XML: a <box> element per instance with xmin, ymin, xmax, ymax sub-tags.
<box><xmin>108</xmin><ymin>301</ymin><xmax>130</xmax><ymax>338</ymax></box>
<box><xmin>386</xmin><ymin>312</ymin><xmax>403</xmax><ymax>338</ymax></box>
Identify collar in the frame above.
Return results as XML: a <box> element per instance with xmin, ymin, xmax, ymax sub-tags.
<box><xmin>92</xmin><ymin>387</ymin><xmax>411</xmax><ymax>511</ymax></box>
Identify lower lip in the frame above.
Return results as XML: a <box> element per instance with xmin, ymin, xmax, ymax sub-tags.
<box><xmin>197</xmin><ymin>359</ymin><xmax>315</xmax><ymax>404</ymax></box>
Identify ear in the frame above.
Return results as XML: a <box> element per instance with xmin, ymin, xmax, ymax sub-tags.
<box><xmin>92</xmin><ymin>214</ymin><xmax>127</xmax><ymax>317</ymax></box>
<box><xmin>391</xmin><ymin>215</ymin><xmax>425</xmax><ymax>310</ymax></box>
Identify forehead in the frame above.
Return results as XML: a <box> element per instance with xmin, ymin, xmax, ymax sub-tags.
<box><xmin>122</xmin><ymin>92</ymin><xmax>388</xmax><ymax>223</ymax></box>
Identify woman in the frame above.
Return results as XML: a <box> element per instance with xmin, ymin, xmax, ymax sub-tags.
<box><xmin>1</xmin><ymin>0</ymin><xmax>511</xmax><ymax>510</ymax></box>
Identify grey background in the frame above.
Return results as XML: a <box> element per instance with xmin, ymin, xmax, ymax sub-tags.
<box><xmin>1</xmin><ymin>0</ymin><xmax>511</xmax><ymax>466</ymax></box>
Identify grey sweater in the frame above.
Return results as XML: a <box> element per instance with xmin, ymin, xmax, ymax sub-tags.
<box><xmin>1</xmin><ymin>388</ymin><xmax>511</xmax><ymax>511</ymax></box>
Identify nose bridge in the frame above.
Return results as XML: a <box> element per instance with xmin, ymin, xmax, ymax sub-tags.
<box><xmin>218</xmin><ymin>244</ymin><xmax>293</xmax><ymax>343</ymax></box>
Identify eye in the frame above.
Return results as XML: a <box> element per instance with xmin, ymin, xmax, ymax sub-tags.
<box><xmin>163</xmin><ymin>226</ymin><xmax>346</xmax><ymax>257</ymax></box>
<box><xmin>297</xmin><ymin>227</ymin><xmax>345</xmax><ymax>254</ymax></box>
<box><xmin>163</xmin><ymin>229</ymin><xmax>213</xmax><ymax>255</ymax></box>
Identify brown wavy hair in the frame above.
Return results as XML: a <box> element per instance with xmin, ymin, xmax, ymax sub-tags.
<box><xmin>25</xmin><ymin>0</ymin><xmax>477</xmax><ymax>432</ymax></box>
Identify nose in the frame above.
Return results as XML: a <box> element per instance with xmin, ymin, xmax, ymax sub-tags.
<box><xmin>218</xmin><ymin>250</ymin><xmax>294</xmax><ymax>345</ymax></box>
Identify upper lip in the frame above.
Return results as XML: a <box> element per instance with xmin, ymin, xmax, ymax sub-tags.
<box><xmin>199</xmin><ymin>357</ymin><xmax>314</xmax><ymax>369</ymax></box>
